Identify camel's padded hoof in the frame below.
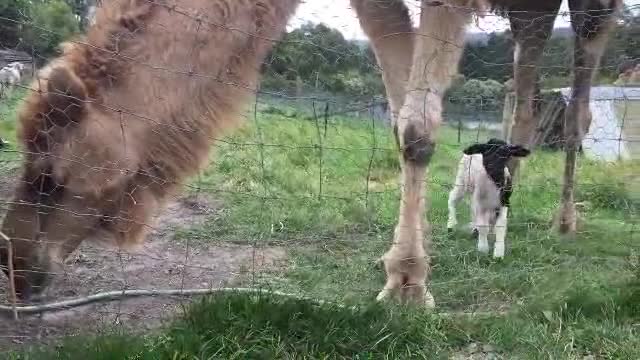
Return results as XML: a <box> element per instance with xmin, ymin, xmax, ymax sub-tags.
<box><xmin>376</xmin><ymin>287</ymin><xmax>436</xmax><ymax>308</ymax></box>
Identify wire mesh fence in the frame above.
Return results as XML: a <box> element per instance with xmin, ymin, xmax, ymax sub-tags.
<box><xmin>0</xmin><ymin>0</ymin><xmax>638</xmax><ymax>352</ymax></box>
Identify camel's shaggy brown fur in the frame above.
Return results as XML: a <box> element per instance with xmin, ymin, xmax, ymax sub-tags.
<box><xmin>1</xmin><ymin>0</ymin><xmax>299</xmax><ymax>299</ymax></box>
<box><xmin>0</xmin><ymin>0</ymin><xmax>622</xmax><ymax>305</ymax></box>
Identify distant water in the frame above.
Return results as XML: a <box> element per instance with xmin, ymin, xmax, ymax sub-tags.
<box><xmin>462</xmin><ymin>121</ymin><xmax>501</xmax><ymax>131</ymax></box>
<box><xmin>446</xmin><ymin>120</ymin><xmax>502</xmax><ymax>132</ymax></box>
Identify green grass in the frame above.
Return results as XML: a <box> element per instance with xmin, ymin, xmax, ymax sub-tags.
<box><xmin>0</xmin><ymin>87</ymin><xmax>25</xmax><ymax>140</ymax></box>
<box><xmin>177</xmin><ymin>110</ymin><xmax>638</xmax><ymax>313</ymax></box>
<box><xmin>4</xmin><ymin>294</ymin><xmax>466</xmax><ymax>360</ymax></box>
<box><xmin>5</xmin><ymin>291</ymin><xmax>638</xmax><ymax>359</ymax></box>
<box><xmin>0</xmin><ymin>88</ymin><xmax>25</xmax><ymax>171</ymax></box>
<box><xmin>2</xmin><ymin>95</ymin><xmax>639</xmax><ymax>359</ymax></box>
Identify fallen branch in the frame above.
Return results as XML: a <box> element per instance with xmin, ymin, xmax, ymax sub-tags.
<box><xmin>0</xmin><ymin>230</ymin><xmax>18</xmax><ymax>320</ymax></box>
<box><xmin>0</xmin><ymin>288</ymin><xmax>307</xmax><ymax>314</ymax></box>
<box><xmin>0</xmin><ymin>286</ymin><xmax>509</xmax><ymax>318</ymax></box>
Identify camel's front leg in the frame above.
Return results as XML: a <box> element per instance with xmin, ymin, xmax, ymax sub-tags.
<box><xmin>557</xmin><ymin>0</ymin><xmax>621</xmax><ymax>235</ymax></box>
<box><xmin>377</xmin><ymin>154</ymin><xmax>433</xmax><ymax>305</ymax></box>
<box><xmin>376</xmin><ymin>0</ymin><xmax>475</xmax><ymax>306</ymax></box>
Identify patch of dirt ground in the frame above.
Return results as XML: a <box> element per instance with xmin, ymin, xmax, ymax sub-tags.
<box><xmin>0</xmin><ymin>192</ymin><xmax>287</xmax><ymax>350</ymax></box>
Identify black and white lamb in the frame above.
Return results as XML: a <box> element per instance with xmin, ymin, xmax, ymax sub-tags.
<box><xmin>446</xmin><ymin>138</ymin><xmax>531</xmax><ymax>258</ymax></box>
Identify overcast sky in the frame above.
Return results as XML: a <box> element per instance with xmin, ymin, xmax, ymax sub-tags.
<box><xmin>290</xmin><ymin>0</ymin><xmax>640</xmax><ymax>39</ymax></box>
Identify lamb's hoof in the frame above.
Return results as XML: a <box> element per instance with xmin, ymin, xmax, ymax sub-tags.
<box><xmin>376</xmin><ymin>288</ymin><xmax>390</xmax><ymax>302</ymax></box>
<box><xmin>477</xmin><ymin>241</ymin><xmax>489</xmax><ymax>255</ymax></box>
<box><xmin>424</xmin><ymin>290</ymin><xmax>436</xmax><ymax>308</ymax></box>
<box><xmin>373</xmin><ymin>256</ymin><xmax>384</xmax><ymax>270</ymax></box>
<box><xmin>447</xmin><ymin>227</ymin><xmax>454</xmax><ymax>239</ymax></box>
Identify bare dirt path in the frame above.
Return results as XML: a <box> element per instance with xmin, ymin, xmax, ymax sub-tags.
<box><xmin>0</xmin><ymin>192</ymin><xmax>286</xmax><ymax>350</ymax></box>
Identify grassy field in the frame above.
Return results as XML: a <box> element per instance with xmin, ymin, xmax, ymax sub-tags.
<box><xmin>1</xmin><ymin>94</ymin><xmax>639</xmax><ymax>359</ymax></box>
<box><xmin>0</xmin><ymin>88</ymin><xmax>24</xmax><ymax>172</ymax></box>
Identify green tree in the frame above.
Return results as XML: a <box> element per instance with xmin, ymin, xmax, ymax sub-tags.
<box><xmin>268</xmin><ymin>23</ymin><xmax>356</xmax><ymax>81</ymax></box>
<box><xmin>601</xmin><ymin>4</ymin><xmax>640</xmax><ymax>79</ymax></box>
<box><xmin>460</xmin><ymin>31</ymin><xmax>513</xmax><ymax>82</ymax></box>
<box><xmin>22</xmin><ymin>0</ymin><xmax>80</xmax><ymax>59</ymax></box>
<box><xmin>64</xmin><ymin>0</ymin><xmax>88</xmax><ymax>28</ymax></box>
<box><xmin>0</xmin><ymin>0</ymin><xmax>30</xmax><ymax>48</ymax></box>
<box><xmin>448</xmin><ymin>78</ymin><xmax>505</xmax><ymax>111</ymax></box>
<box><xmin>263</xmin><ymin>22</ymin><xmax>382</xmax><ymax>95</ymax></box>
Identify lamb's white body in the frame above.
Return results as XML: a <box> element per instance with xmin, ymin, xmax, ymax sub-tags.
<box><xmin>0</xmin><ymin>63</ymin><xmax>24</xmax><ymax>97</ymax></box>
<box><xmin>0</xmin><ymin>63</ymin><xmax>23</xmax><ymax>84</ymax></box>
<box><xmin>447</xmin><ymin>153</ymin><xmax>510</xmax><ymax>258</ymax></box>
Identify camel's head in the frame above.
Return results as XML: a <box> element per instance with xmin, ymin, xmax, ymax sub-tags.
<box><xmin>1</xmin><ymin>180</ymin><xmax>62</xmax><ymax>302</ymax></box>
<box><xmin>1</xmin><ymin>242</ymin><xmax>53</xmax><ymax>301</ymax></box>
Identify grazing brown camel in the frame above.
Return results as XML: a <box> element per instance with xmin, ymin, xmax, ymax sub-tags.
<box><xmin>0</xmin><ymin>0</ymin><xmax>621</xmax><ymax>306</ymax></box>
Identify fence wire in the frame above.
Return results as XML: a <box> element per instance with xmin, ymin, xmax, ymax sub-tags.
<box><xmin>0</xmin><ymin>0</ymin><xmax>638</xmax><ymax>349</ymax></box>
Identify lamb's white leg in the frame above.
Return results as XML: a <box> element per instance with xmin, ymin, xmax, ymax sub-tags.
<box><xmin>477</xmin><ymin>227</ymin><xmax>490</xmax><ymax>254</ymax></box>
<box><xmin>475</xmin><ymin>212</ymin><xmax>490</xmax><ymax>254</ymax></box>
<box><xmin>470</xmin><ymin>202</ymin><xmax>478</xmax><ymax>238</ymax></box>
<box><xmin>447</xmin><ymin>183</ymin><xmax>464</xmax><ymax>232</ymax></box>
<box><xmin>493</xmin><ymin>206</ymin><xmax>508</xmax><ymax>258</ymax></box>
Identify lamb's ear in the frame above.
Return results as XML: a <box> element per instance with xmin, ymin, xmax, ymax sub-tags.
<box><xmin>507</xmin><ymin>145</ymin><xmax>531</xmax><ymax>157</ymax></box>
<box><xmin>463</xmin><ymin>143</ymin><xmax>493</xmax><ymax>155</ymax></box>
<box><xmin>486</xmin><ymin>138</ymin><xmax>507</xmax><ymax>146</ymax></box>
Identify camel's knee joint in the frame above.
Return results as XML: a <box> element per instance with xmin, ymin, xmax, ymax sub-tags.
<box><xmin>402</xmin><ymin>123</ymin><xmax>435</xmax><ymax>166</ymax></box>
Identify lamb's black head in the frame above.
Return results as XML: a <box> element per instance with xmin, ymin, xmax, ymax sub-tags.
<box><xmin>463</xmin><ymin>138</ymin><xmax>530</xmax><ymax>163</ymax></box>
<box><xmin>463</xmin><ymin>138</ymin><xmax>531</xmax><ymax>185</ymax></box>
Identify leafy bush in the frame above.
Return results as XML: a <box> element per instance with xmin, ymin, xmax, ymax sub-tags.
<box><xmin>260</xmin><ymin>75</ymin><xmax>296</xmax><ymax>93</ymax></box>
<box><xmin>0</xmin><ymin>0</ymin><xmax>31</xmax><ymax>48</ymax></box>
<box><xmin>448</xmin><ymin>78</ymin><xmax>505</xmax><ymax>111</ymax></box>
<box><xmin>0</xmin><ymin>0</ymin><xmax>79</xmax><ymax>59</ymax></box>
<box><xmin>262</xmin><ymin>22</ymin><xmax>384</xmax><ymax>96</ymax></box>
<box><xmin>23</xmin><ymin>0</ymin><xmax>80</xmax><ymax>58</ymax></box>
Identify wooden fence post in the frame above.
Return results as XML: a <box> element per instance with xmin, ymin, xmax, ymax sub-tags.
<box><xmin>502</xmin><ymin>91</ymin><xmax>515</xmax><ymax>142</ymax></box>
<box><xmin>1</xmin><ymin>231</ymin><xmax>18</xmax><ymax>320</ymax></box>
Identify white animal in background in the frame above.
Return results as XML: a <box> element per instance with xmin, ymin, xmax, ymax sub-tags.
<box><xmin>7</xmin><ymin>62</ymin><xmax>25</xmax><ymax>70</ymax></box>
<box><xmin>0</xmin><ymin>62</ymin><xmax>24</xmax><ymax>97</ymax></box>
<box><xmin>447</xmin><ymin>138</ymin><xmax>531</xmax><ymax>258</ymax></box>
